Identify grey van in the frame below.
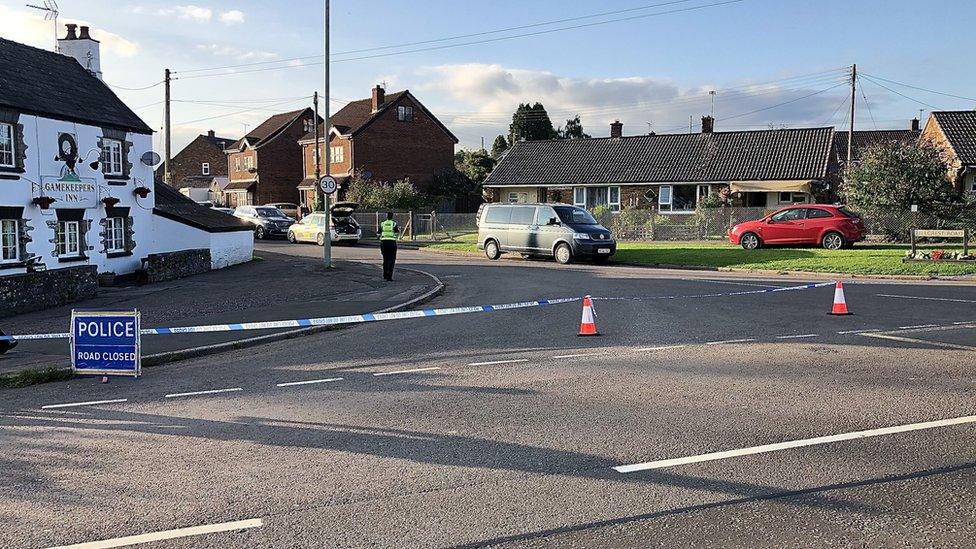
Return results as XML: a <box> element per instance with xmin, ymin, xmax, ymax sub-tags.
<box><xmin>476</xmin><ymin>203</ymin><xmax>616</xmax><ymax>264</ymax></box>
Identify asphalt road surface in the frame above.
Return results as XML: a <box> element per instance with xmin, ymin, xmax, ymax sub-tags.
<box><xmin>2</xmin><ymin>241</ymin><xmax>975</xmax><ymax>548</ymax></box>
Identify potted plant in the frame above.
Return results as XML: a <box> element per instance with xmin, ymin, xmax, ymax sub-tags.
<box><xmin>133</xmin><ymin>186</ymin><xmax>152</xmax><ymax>198</ymax></box>
<box><xmin>97</xmin><ymin>271</ymin><xmax>117</xmax><ymax>287</ymax></box>
<box><xmin>102</xmin><ymin>196</ymin><xmax>120</xmax><ymax>208</ymax></box>
<box><xmin>32</xmin><ymin>196</ymin><xmax>57</xmax><ymax>210</ymax></box>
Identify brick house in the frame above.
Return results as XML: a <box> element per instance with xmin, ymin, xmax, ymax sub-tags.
<box><xmin>297</xmin><ymin>86</ymin><xmax>458</xmax><ymax>208</ymax></box>
<box><xmin>484</xmin><ymin>118</ymin><xmax>834</xmax><ymax>212</ymax></box>
<box><xmin>920</xmin><ymin>110</ymin><xmax>976</xmax><ymax>196</ymax></box>
<box><xmin>224</xmin><ymin>108</ymin><xmax>319</xmax><ymax>208</ymax></box>
<box><xmin>155</xmin><ymin>129</ymin><xmax>235</xmax><ymax>202</ymax></box>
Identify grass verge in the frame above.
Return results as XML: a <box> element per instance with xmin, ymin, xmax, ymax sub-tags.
<box><xmin>0</xmin><ymin>366</ymin><xmax>73</xmax><ymax>389</ymax></box>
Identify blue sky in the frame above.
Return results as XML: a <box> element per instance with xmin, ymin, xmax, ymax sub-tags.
<box><xmin>2</xmin><ymin>0</ymin><xmax>974</xmax><ymax>151</ymax></box>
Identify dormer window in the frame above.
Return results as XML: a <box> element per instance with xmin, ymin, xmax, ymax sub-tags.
<box><xmin>397</xmin><ymin>106</ymin><xmax>414</xmax><ymax>122</ymax></box>
<box><xmin>101</xmin><ymin>139</ymin><xmax>123</xmax><ymax>176</ymax></box>
<box><xmin>303</xmin><ymin>118</ymin><xmax>314</xmax><ymax>133</ymax></box>
<box><xmin>0</xmin><ymin>123</ymin><xmax>14</xmax><ymax>168</ymax></box>
<box><xmin>202</xmin><ymin>162</ymin><xmax>210</xmax><ymax>176</ymax></box>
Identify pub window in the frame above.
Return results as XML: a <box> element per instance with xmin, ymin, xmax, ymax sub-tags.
<box><xmin>1</xmin><ymin>218</ymin><xmax>18</xmax><ymax>263</ymax></box>
<box><xmin>0</xmin><ymin>123</ymin><xmax>13</xmax><ymax>168</ymax></box>
<box><xmin>101</xmin><ymin>139</ymin><xmax>123</xmax><ymax>176</ymax></box>
<box><xmin>56</xmin><ymin>221</ymin><xmax>81</xmax><ymax>258</ymax></box>
<box><xmin>105</xmin><ymin>217</ymin><xmax>125</xmax><ymax>253</ymax></box>
<box><xmin>202</xmin><ymin>162</ymin><xmax>210</xmax><ymax>176</ymax></box>
<box><xmin>397</xmin><ymin>106</ymin><xmax>414</xmax><ymax>122</ymax></box>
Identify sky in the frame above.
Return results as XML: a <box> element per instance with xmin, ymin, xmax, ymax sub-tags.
<box><xmin>2</xmin><ymin>0</ymin><xmax>975</xmax><ymax>153</ymax></box>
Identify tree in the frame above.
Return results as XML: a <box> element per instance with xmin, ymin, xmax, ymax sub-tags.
<box><xmin>346</xmin><ymin>176</ymin><xmax>424</xmax><ymax>210</ymax></box>
<box><xmin>490</xmin><ymin>135</ymin><xmax>508</xmax><ymax>157</ymax></box>
<box><xmin>558</xmin><ymin>115</ymin><xmax>590</xmax><ymax>139</ymax></box>
<box><xmin>842</xmin><ymin>141</ymin><xmax>958</xmax><ymax>215</ymax></box>
<box><xmin>455</xmin><ymin>149</ymin><xmax>496</xmax><ymax>184</ymax></box>
<box><xmin>508</xmin><ymin>102</ymin><xmax>557</xmax><ymax>144</ymax></box>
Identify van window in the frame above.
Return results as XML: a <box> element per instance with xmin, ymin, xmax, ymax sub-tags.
<box><xmin>510</xmin><ymin>206</ymin><xmax>537</xmax><ymax>225</ymax></box>
<box><xmin>535</xmin><ymin>206</ymin><xmax>557</xmax><ymax>225</ymax></box>
<box><xmin>485</xmin><ymin>205</ymin><xmax>513</xmax><ymax>224</ymax></box>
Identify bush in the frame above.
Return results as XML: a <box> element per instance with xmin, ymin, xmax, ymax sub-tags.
<box><xmin>618</xmin><ymin>208</ymin><xmax>653</xmax><ymax>227</ymax></box>
<box><xmin>347</xmin><ymin>176</ymin><xmax>424</xmax><ymax>210</ymax></box>
<box><xmin>591</xmin><ymin>205</ymin><xmax>614</xmax><ymax>227</ymax></box>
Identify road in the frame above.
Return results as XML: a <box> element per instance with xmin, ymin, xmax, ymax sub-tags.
<box><xmin>2</xmin><ymin>241</ymin><xmax>975</xmax><ymax>548</ymax></box>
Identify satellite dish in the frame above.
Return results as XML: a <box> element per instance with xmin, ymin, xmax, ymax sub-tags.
<box><xmin>140</xmin><ymin>151</ymin><xmax>162</xmax><ymax>167</ymax></box>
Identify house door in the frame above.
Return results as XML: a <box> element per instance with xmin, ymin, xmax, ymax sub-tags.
<box><xmin>226</xmin><ymin>192</ymin><xmax>239</xmax><ymax>208</ymax></box>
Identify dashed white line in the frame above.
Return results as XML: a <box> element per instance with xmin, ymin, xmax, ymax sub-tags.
<box><xmin>614</xmin><ymin>414</ymin><xmax>976</xmax><ymax>473</ymax></box>
<box><xmin>373</xmin><ymin>367</ymin><xmax>441</xmax><ymax>376</ymax></box>
<box><xmin>953</xmin><ymin>321</ymin><xmax>976</xmax><ymax>325</ymax></box>
<box><xmin>41</xmin><ymin>399</ymin><xmax>128</xmax><ymax>410</ymax></box>
<box><xmin>276</xmin><ymin>377</ymin><xmax>344</xmax><ymax>387</ymax></box>
<box><xmin>775</xmin><ymin>334</ymin><xmax>819</xmax><ymax>339</ymax></box>
<box><xmin>898</xmin><ymin>324</ymin><xmax>940</xmax><ymax>330</ymax></box>
<box><xmin>837</xmin><ymin>329</ymin><xmax>880</xmax><ymax>335</ymax></box>
<box><xmin>704</xmin><ymin>338</ymin><xmax>756</xmax><ymax>345</ymax></box>
<box><xmin>48</xmin><ymin>518</ymin><xmax>264</xmax><ymax>548</ymax></box>
<box><xmin>878</xmin><ymin>293</ymin><xmax>976</xmax><ymax>304</ymax></box>
<box><xmin>468</xmin><ymin>359</ymin><xmax>530</xmax><ymax>366</ymax></box>
<box><xmin>634</xmin><ymin>345</ymin><xmax>687</xmax><ymax>352</ymax></box>
<box><xmin>860</xmin><ymin>332</ymin><xmax>976</xmax><ymax>351</ymax></box>
<box><xmin>552</xmin><ymin>352</ymin><xmax>608</xmax><ymax>359</ymax></box>
<box><xmin>165</xmin><ymin>388</ymin><xmax>242</xmax><ymax>399</ymax></box>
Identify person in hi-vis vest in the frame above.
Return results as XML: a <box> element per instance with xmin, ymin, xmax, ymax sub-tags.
<box><xmin>379</xmin><ymin>212</ymin><xmax>400</xmax><ymax>281</ymax></box>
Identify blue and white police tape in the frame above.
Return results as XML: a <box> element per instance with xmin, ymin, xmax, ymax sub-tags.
<box><xmin>591</xmin><ymin>281</ymin><xmax>836</xmax><ymax>301</ymax></box>
<box><xmin>0</xmin><ymin>297</ymin><xmax>582</xmax><ymax>342</ymax></box>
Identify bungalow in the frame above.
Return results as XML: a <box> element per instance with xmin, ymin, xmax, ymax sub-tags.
<box><xmin>920</xmin><ymin>110</ymin><xmax>976</xmax><ymax>196</ymax></box>
<box><xmin>484</xmin><ymin>117</ymin><xmax>834</xmax><ymax>213</ymax></box>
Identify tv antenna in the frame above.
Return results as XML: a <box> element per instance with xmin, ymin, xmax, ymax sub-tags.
<box><xmin>25</xmin><ymin>1</ymin><xmax>60</xmax><ymax>52</ymax></box>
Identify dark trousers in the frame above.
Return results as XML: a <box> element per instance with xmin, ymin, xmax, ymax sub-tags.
<box><xmin>380</xmin><ymin>240</ymin><xmax>397</xmax><ymax>280</ymax></box>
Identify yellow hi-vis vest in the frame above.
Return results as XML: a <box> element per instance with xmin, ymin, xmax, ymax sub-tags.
<box><xmin>380</xmin><ymin>219</ymin><xmax>397</xmax><ymax>241</ymax></box>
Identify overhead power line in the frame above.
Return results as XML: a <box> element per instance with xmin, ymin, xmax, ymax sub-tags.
<box><xmin>861</xmin><ymin>73</ymin><xmax>976</xmax><ymax>103</ymax></box>
<box><xmin>859</xmin><ymin>75</ymin><xmax>940</xmax><ymax>110</ymax></box>
<box><xmin>106</xmin><ymin>80</ymin><xmax>165</xmax><ymax>91</ymax></box>
<box><xmin>174</xmin><ymin>97</ymin><xmax>311</xmax><ymax>126</ymax></box>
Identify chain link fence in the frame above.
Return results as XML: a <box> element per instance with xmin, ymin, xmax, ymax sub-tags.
<box><xmin>352</xmin><ymin>211</ymin><xmax>479</xmax><ymax>241</ymax></box>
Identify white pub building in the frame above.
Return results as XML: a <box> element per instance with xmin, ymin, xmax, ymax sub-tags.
<box><xmin>1</xmin><ymin>27</ymin><xmax>252</xmax><ymax>313</ymax></box>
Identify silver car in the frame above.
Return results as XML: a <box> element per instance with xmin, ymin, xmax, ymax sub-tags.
<box><xmin>233</xmin><ymin>206</ymin><xmax>295</xmax><ymax>239</ymax></box>
<box><xmin>477</xmin><ymin>203</ymin><xmax>616</xmax><ymax>264</ymax></box>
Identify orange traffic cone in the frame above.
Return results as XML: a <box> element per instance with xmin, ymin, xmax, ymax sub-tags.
<box><xmin>828</xmin><ymin>281</ymin><xmax>852</xmax><ymax>315</ymax></box>
<box><xmin>578</xmin><ymin>295</ymin><xmax>600</xmax><ymax>336</ymax></box>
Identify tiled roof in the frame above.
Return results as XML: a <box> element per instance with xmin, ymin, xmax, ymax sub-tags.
<box><xmin>153</xmin><ymin>183</ymin><xmax>252</xmax><ymax>232</ymax></box>
<box><xmin>485</xmin><ymin>127</ymin><xmax>835</xmax><ymax>186</ymax></box>
<box><xmin>201</xmin><ymin>133</ymin><xmax>235</xmax><ymax>150</ymax></box>
<box><xmin>0</xmin><ymin>37</ymin><xmax>152</xmax><ymax>133</ymax></box>
<box><xmin>228</xmin><ymin>108</ymin><xmax>311</xmax><ymax>150</ymax></box>
<box><xmin>175</xmin><ymin>175</ymin><xmax>214</xmax><ymax>189</ymax></box>
<box><xmin>299</xmin><ymin>91</ymin><xmax>408</xmax><ymax>141</ymax></box>
<box><xmin>933</xmin><ymin>111</ymin><xmax>976</xmax><ymax>166</ymax></box>
<box><xmin>833</xmin><ymin>130</ymin><xmax>919</xmax><ymax>164</ymax></box>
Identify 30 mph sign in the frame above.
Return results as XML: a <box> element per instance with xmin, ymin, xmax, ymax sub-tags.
<box><xmin>319</xmin><ymin>175</ymin><xmax>338</xmax><ymax>195</ymax></box>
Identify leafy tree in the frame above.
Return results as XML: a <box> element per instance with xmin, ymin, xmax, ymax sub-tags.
<box><xmin>490</xmin><ymin>135</ymin><xmax>508</xmax><ymax>157</ymax></box>
<box><xmin>558</xmin><ymin>115</ymin><xmax>590</xmax><ymax>139</ymax></box>
<box><xmin>842</xmin><ymin>141</ymin><xmax>958</xmax><ymax>215</ymax></box>
<box><xmin>508</xmin><ymin>102</ymin><xmax>557</xmax><ymax>143</ymax></box>
<box><xmin>346</xmin><ymin>176</ymin><xmax>424</xmax><ymax>210</ymax></box>
<box><xmin>455</xmin><ymin>149</ymin><xmax>496</xmax><ymax>184</ymax></box>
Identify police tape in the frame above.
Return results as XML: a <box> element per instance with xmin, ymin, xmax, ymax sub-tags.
<box><xmin>0</xmin><ymin>281</ymin><xmax>839</xmax><ymax>343</ymax></box>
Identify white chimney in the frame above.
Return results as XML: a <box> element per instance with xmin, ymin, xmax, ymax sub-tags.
<box><xmin>58</xmin><ymin>24</ymin><xmax>102</xmax><ymax>80</ymax></box>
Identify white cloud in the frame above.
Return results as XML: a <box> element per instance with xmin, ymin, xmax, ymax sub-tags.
<box><xmin>196</xmin><ymin>43</ymin><xmax>277</xmax><ymax>60</ymax></box>
<box><xmin>219</xmin><ymin>10</ymin><xmax>245</xmax><ymax>25</ymax></box>
<box><xmin>0</xmin><ymin>7</ymin><xmax>140</xmax><ymax>57</ymax></box>
<box><xmin>167</xmin><ymin>5</ymin><xmax>213</xmax><ymax>22</ymax></box>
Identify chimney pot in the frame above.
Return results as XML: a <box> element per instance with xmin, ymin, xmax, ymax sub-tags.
<box><xmin>64</xmin><ymin>24</ymin><xmax>78</xmax><ymax>40</ymax></box>
<box><xmin>610</xmin><ymin>120</ymin><xmax>623</xmax><ymax>138</ymax></box>
<box><xmin>78</xmin><ymin>26</ymin><xmax>91</xmax><ymax>40</ymax></box>
<box><xmin>910</xmin><ymin>117</ymin><xmax>920</xmax><ymax>131</ymax></box>
<box><xmin>371</xmin><ymin>85</ymin><xmax>385</xmax><ymax>112</ymax></box>
<box><xmin>701</xmin><ymin>115</ymin><xmax>715</xmax><ymax>133</ymax></box>
<box><xmin>208</xmin><ymin>130</ymin><xmax>215</xmax><ymax>138</ymax></box>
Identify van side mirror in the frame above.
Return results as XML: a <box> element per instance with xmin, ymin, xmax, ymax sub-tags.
<box><xmin>548</xmin><ymin>217</ymin><xmax>560</xmax><ymax>226</ymax></box>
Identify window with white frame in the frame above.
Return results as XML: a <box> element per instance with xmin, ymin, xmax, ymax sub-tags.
<box><xmin>243</xmin><ymin>156</ymin><xmax>254</xmax><ymax>170</ymax></box>
<box><xmin>202</xmin><ymin>162</ymin><xmax>210</xmax><ymax>176</ymax></box>
<box><xmin>573</xmin><ymin>187</ymin><xmax>586</xmax><ymax>207</ymax></box>
<box><xmin>101</xmin><ymin>139</ymin><xmax>123</xmax><ymax>175</ymax></box>
<box><xmin>330</xmin><ymin>146</ymin><xmax>344</xmax><ymax>164</ymax></box>
<box><xmin>105</xmin><ymin>217</ymin><xmax>125</xmax><ymax>253</ymax></box>
<box><xmin>0</xmin><ymin>123</ymin><xmax>13</xmax><ymax>168</ymax></box>
<box><xmin>658</xmin><ymin>185</ymin><xmax>673</xmax><ymax>208</ymax></box>
<box><xmin>397</xmin><ymin>105</ymin><xmax>414</xmax><ymax>122</ymax></box>
<box><xmin>56</xmin><ymin>221</ymin><xmax>81</xmax><ymax>258</ymax></box>
<box><xmin>234</xmin><ymin>158</ymin><xmax>241</xmax><ymax>171</ymax></box>
<box><xmin>609</xmin><ymin>186</ymin><xmax>621</xmax><ymax>212</ymax></box>
<box><xmin>1</xmin><ymin>219</ymin><xmax>18</xmax><ymax>263</ymax></box>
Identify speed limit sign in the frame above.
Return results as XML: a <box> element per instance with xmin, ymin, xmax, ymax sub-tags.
<box><xmin>318</xmin><ymin>175</ymin><xmax>337</xmax><ymax>195</ymax></box>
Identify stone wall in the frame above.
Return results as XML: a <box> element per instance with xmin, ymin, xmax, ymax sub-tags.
<box><xmin>145</xmin><ymin>249</ymin><xmax>212</xmax><ymax>284</ymax></box>
<box><xmin>0</xmin><ymin>266</ymin><xmax>98</xmax><ymax>318</ymax></box>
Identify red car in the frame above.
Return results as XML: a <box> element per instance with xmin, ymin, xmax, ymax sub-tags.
<box><xmin>729</xmin><ymin>205</ymin><xmax>865</xmax><ymax>250</ymax></box>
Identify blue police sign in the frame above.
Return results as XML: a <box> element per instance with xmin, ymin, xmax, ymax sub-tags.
<box><xmin>71</xmin><ymin>310</ymin><xmax>141</xmax><ymax>377</ymax></box>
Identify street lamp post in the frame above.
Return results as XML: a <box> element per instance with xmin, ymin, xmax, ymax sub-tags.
<box><xmin>322</xmin><ymin>0</ymin><xmax>332</xmax><ymax>268</ymax></box>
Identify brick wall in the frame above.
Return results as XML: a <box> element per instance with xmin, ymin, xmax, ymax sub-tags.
<box><xmin>252</xmin><ymin>117</ymin><xmax>312</xmax><ymax>205</ymax></box>
<box><xmin>155</xmin><ymin>135</ymin><xmax>230</xmax><ymax>184</ymax></box>
<box><xmin>145</xmin><ymin>249</ymin><xmax>212</xmax><ymax>284</ymax></box>
<box><xmin>302</xmin><ymin>134</ymin><xmax>352</xmax><ymax>178</ymax></box>
<box><xmin>228</xmin><ymin>149</ymin><xmax>257</xmax><ymax>183</ymax></box>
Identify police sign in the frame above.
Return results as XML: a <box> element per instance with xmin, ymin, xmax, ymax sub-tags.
<box><xmin>71</xmin><ymin>310</ymin><xmax>141</xmax><ymax>377</ymax></box>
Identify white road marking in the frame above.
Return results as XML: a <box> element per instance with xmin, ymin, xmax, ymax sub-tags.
<box><xmin>682</xmin><ymin>278</ymin><xmax>784</xmax><ymax>289</ymax></box>
<box><xmin>276</xmin><ymin>377</ymin><xmax>344</xmax><ymax>387</ymax></box>
<box><xmin>775</xmin><ymin>334</ymin><xmax>819</xmax><ymax>339</ymax></box>
<box><xmin>898</xmin><ymin>324</ymin><xmax>940</xmax><ymax>330</ymax></box>
<box><xmin>48</xmin><ymin>518</ymin><xmax>264</xmax><ymax>548</ymax></box>
<box><xmin>634</xmin><ymin>345</ymin><xmax>687</xmax><ymax>352</ymax></box>
<box><xmin>552</xmin><ymin>352</ymin><xmax>608</xmax><ymax>359</ymax></box>
<box><xmin>953</xmin><ymin>321</ymin><xmax>976</xmax><ymax>325</ymax></box>
<box><xmin>373</xmin><ymin>367</ymin><xmax>441</xmax><ymax>376</ymax></box>
<box><xmin>468</xmin><ymin>359</ymin><xmax>530</xmax><ymax>366</ymax></box>
<box><xmin>837</xmin><ymin>329</ymin><xmax>880</xmax><ymax>335</ymax></box>
<box><xmin>860</xmin><ymin>332</ymin><xmax>976</xmax><ymax>351</ymax></box>
<box><xmin>164</xmin><ymin>388</ymin><xmax>242</xmax><ymax>399</ymax></box>
<box><xmin>614</xmin><ymin>414</ymin><xmax>976</xmax><ymax>473</ymax></box>
<box><xmin>878</xmin><ymin>293</ymin><xmax>976</xmax><ymax>304</ymax></box>
<box><xmin>705</xmin><ymin>338</ymin><xmax>756</xmax><ymax>345</ymax></box>
<box><xmin>41</xmin><ymin>399</ymin><xmax>128</xmax><ymax>410</ymax></box>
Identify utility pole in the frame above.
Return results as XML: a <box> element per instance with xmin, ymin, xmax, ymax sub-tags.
<box><xmin>313</xmin><ymin>90</ymin><xmax>321</xmax><ymax>199</ymax></box>
<box><xmin>322</xmin><ymin>0</ymin><xmax>332</xmax><ymax>268</ymax></box>
<box><xmin>164</xmin><ymin>68</ymin><xmax>172</xmax><ymax>185</ymax></box>
<box><xmin>847</xmin><ymin>64</ymin><xmax>856</xmax><ymax>166</ymax></box>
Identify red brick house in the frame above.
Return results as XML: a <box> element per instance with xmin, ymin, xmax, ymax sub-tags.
<box><xmin>297</xmin><ymin>86</ymin><xmax>458</xmax><ymax>208</ymax></box>
<box><xmin>155</xmin><ymin>130</ymin><xmax>235</xmax><ymax>202</ymax></box>
<box><xmin>920</xmin><ymin>111</ymin><xmax>976</xmax><ymax>196</ymax></box>
<box><xmin>225</xmin><ymin>108</ymin><xmax>319</xmax><ymax>208</ymax></box>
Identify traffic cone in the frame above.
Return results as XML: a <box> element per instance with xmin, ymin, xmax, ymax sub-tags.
<box><xmin>578</xmin><ymin>295</ymin><xmax>600</xmax><ymax>336</ymax></box>
<box><xmin>828</xmin><ymin>281</ymin><xmax>852</xmax><ymax>315</ymax></box>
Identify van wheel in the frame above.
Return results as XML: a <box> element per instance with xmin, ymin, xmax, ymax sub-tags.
<box><xmin>554</xmin><ymin>243</ymin><xmax>572</xmax><ymax>264</ymax></box>
<box><xmin>822</xmin><ymin>231</ymin><xmax>844</xmax><ymax>250</ymax></box>
<box><xmin>484</xmin><ymin>239</ymin><xmax>501</xmax><ymax>260</ymax></box>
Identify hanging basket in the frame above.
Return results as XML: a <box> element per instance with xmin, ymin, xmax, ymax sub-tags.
<box><xmin>102</xmin><ymin>196</ymin><xmax>120</xmax><ymax>208</ymax></box>
<box><xmin>32</xmin><ymin>196</ymin><xmax>57</xmax><ymax>210</ymax></box>
<box><xmin>133</xmin><ymin>186</ymin><xmax>152</xmax><ymax>198</ymax></box>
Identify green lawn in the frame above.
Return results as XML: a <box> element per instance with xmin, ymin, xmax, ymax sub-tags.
<box><xmin>427</xmin><ymin>237</ymin><xmax>976</xmax><ymax>276</ymax></box>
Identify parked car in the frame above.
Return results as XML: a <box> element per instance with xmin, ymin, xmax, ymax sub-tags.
<box><xmin>196</xmin><ymin>200</ymin><xmax>215</xmax><ymax>208</ymax></box>
<box><xmin>211</xmin><ymin>207</ymin><xmax>235</xmax><ymax>215</ymax></box>
<box><xmin>233</xmin><ymin>205</ymin><xmax>295</xmax><ymax>239</ymax></box>
<box><xmin>265</xmin><ymin>202</ymin><xmax>299</xmax><ymax>219</ymax></box>
<box><xmin>476</xmin><ymin>203</ymin><xmax>616</xmax><ymax>264</ymax></box>
<box><xmin>287</xmin><ymin>203</ymin><xmax>362</xmax><ymax>246</ymax></box>
<box><xmin>729</xmin><ymin>205</ymin><xmax>865</xmax><ymax>250</ymax></box>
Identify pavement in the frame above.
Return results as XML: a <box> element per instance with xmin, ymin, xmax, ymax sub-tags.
<box><xmin>0</xmin><ymin>248</ymin><xmax>438</xmax><ymax>375</ymax></box>
<box><xmin>1</xmin><ymin>240</ymin><xmax>975</xmax><ymax>548</ymax></box>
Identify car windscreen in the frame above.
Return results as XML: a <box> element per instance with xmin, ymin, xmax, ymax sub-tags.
<box><xmin>255</xmin><ymin>207</ymin><xmax>284</xmax><ymax>218</ymax></box>
<box><xmin>554</xmin><ymin>206</ymin><xmax>598</xmax><ymax>225</ymax></box>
